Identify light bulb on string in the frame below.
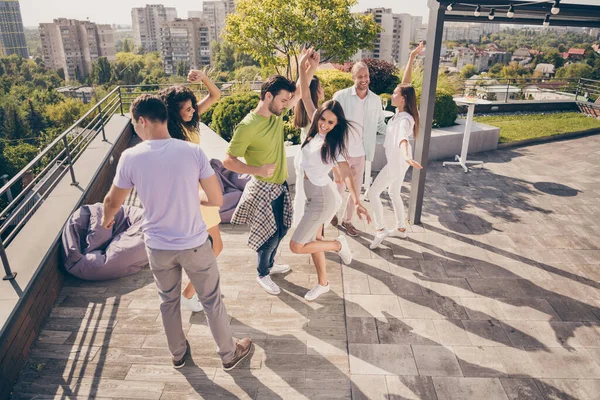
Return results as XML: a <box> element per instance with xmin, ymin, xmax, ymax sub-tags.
<box><xmin>543</xmin><ymin>14</ymin><xmax>550</xmax><ymax>27</ymax></box>
<box><xmin>474</xmin><ymin>5</ymin><xmax>481</xmax><ymax>17</ymax></box>
<box><xmin>447</xmin><ymin>2</ymin><xmax>454</xmax><ymax>11</ymax></box>
<box><xmin>488</xmin><ymin>8</ymin><xmax>495</xmax><ymax>20</ymax></box>
<box><xmin>551</xmin><ymin>0</ymin><xmax>560</xmax><ymax>15</ymax></box>
<box><xmin>507</xmin><ymin>3</ymin><xmax>515</xmax><ymax>18</ymax></box>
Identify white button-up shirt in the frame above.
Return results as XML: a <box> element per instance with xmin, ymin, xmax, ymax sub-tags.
<box><xmin>333</xmin><ymin>86</ymin><xmax>387</xmax><ymax>162</ymax></box>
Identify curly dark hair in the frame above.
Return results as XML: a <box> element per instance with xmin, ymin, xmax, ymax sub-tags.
<box><xmin>158</xmin><ymin>86</ymin><xmax>199</xmax><ymax>141</ymax></box>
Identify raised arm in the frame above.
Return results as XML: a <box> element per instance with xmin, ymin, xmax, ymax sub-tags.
<box><xmin>402</xmin><ymin>41</ymin><xmax>424</xmax><ymax>85</ymax></box>
<box><xmin>188</xmin><ymin>69</ymin><xmax>222</xmax><ymax>114</ymax></box>
<box><xmin>298</xmin><ymin>48</ymin><xmax>321</xmax><ymax>121</ymax></box>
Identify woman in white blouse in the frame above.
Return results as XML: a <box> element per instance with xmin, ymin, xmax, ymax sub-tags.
<box><xmin>290</xmin><ymin>48</ymin><xmax>371</xmax><ymax>301</ymax></box>
<box><xmin>369</xmin><ymin>83</ymin><xmax>422</xmax><ymax>250</ymax></box>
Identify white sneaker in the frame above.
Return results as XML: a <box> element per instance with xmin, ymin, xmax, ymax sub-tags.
<box><xmin>257</xmin><ymin>275</ymin><xmax>281</xmax><ymax>295</ymax></box>
<box><xmin>270</xmin><ymin>264</ymin><xmax>291</xmax><ymax>274</ymax></box>
<box><xmin>304</xmin><ymin>283</ymin><xmax>330</xmax><ymax>301</ymax></box>
<box><xmin>181</xmin><ymin>293</ymin><xmax>203</xmax><ymax>312</ymax></box>
<box><xmin>335</xmin><ymin>235</ymin><xmax>353</xmax><ymax>265</ymax></box>
<box><xmin>389</xmin><ymin>228</ymin><xmax>408</xmax><ymax>239</ymax></box>
<box><xmin>370</xmin><ymin>229</ymin><xmax>391</xmax><ymax>249</ymax></box>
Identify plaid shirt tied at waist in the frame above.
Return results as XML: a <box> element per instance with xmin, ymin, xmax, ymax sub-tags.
<box><xmin>230</xmin><ymin>178</ymin><xmax>292</xmax><ymax>251</ymax></box>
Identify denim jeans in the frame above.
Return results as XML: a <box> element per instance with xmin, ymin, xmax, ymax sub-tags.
<box><xmin>256</xmin><ymin>190</ymin><xmax>288</xmax><ymax>277</ymax></box>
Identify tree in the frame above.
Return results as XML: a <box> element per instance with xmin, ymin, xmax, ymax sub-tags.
<box><xmin>225</xmin><ymin>0</ymin><xmax>380</xmax><ymax>79</ymax></box>
<box><xmin>25</xmin><ymin>100</ymin><xmax>45</xmax><ymax>135</ymax></box>
<box><xmin>122</xmin><ymin>39</ymin><xmax>132</xmax><ymax>53</ymax></box>
<box><xmin>176</xmin><ymin>60</ymin><xmax>190</xmax><ymax>77</ymax></box>
<box><xmin>92</xmin><ymin>57</ymin><xmax>112</xmax><ymax>85</ymax></box>
<box><xmin>3</xmin><ymin>103</ymin><xmax>28</xmax><ymax>140</ymax></box>
<box><xmin>461</xmin><ymin>64</ymin><xmax>478</xmax><ymax>79</ymax></box>
<box><xmin>44</xmin><ymin>98</ymin><xmax>90</xmax><ymax>129</ymax></box>
<box><xmin>2</xmin><ymin>143</ymin><xmax>38</xmax><ymax>173</ymax></box>
<box><xmin>212</xmin><ymin>40</ymin><xmax>260</xmax><ymax>73</ymax></box>
<box><xmin>361</xmin><ymin>58</ymin><xmax>399</xmax><ymax>95</ymax></box>
<box><xmin>233</xmin><ymin>65</ymin><xmax>261</xmax><ymax>82</ymax></box>
<box><xmin>555</xmin><ymin>63</ymin><xmax>594</xmax><ymax>79</ymax></box>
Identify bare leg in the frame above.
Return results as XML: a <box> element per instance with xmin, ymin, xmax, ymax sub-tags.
<box><xmin>311</xmin><ymin>225</ymin><xmax>328</xmax><ymax>286</ymax></box>
<box><xmin>183</xmin><ymin>225</ymin><xmax>223</xmax><ymax>299</ymax></box>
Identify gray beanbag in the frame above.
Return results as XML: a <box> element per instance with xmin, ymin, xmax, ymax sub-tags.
<box><xmin>62</xmin><ymin>203</ymin><xmax>148</xmax><ymax>281</ymax></box>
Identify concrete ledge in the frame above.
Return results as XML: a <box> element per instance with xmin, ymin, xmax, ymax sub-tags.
<box><xmin>372</xmin><ymin>119</ymin><xmax>501</xmax><ymax>171</ymax></box>
<box><xmin>458</xmin><ymin>100</ymin><xmax>579</xmax><ymax>115</ymax></box>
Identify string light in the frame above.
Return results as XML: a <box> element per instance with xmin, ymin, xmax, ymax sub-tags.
<box><xmin>543</xmin><ymin>13</ymin><xmax>550</xmax><ymax>27</ymax></box>
<box><xmin>488</xmin><ymin>8</ymin><xmax>495</xmax><ymax>20</ymax></box>
<box><xmin>551</xmin><ymin>0</ymin><xmax>560</xmax><ymax>15</ymax></box>
<box><xmin>447</xmin><ymin>2</ymin><xmax>454</xmax><ymax>11</ymax></box>
<box><xmin>507</xmin><ymin>3</ymin><xmax>515</xmax><ymax>18</ymax></box>
<box><xmin>474</xmin><ymin>4</ymin><xmax>481</xmax><ymax>17</ymax></box>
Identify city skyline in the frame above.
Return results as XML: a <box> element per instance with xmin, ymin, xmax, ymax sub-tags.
<box><xmin>19</xmin><ymin>0</ymin><xmax>430</xmax><ymax>27</ymax></box>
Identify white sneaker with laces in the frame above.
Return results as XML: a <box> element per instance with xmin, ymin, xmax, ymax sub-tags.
<box><xmin>335</xmin><ymin>235</ymin><xmax>353</xmax><ymax>265</ymax></box>
<box><xmin>257</xmin><ymin>275</ymin><xmax>281</xmax><ymax>295</ymax></box>
<box><xmin>389</xmin><ymin>228</ymin><xmax>408</xmax><ymax>239</ymax></box>
<box><xmin>181</xmin><ymin>293</ymin><xmax>203</xmax><ymax>312</ymax></box>
<box><xmin>304</xmin><ymin>283</ymin><xmax>330</xmax><ymax>301</ymax></box>
<box><xmin>370</xmin><ymin>229</ymin><xmax>391</xmax><ymax>249</ymax></box>
<box><xmin>270</xmin><ymin>264</ymin><xmax>291</xmax><ymax>274</ymax></box>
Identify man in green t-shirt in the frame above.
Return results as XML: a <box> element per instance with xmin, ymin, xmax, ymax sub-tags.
<box><xmin>224</xmin><ymin>75</ymin><xmax>299</xmax><ymax>296</ymax></box>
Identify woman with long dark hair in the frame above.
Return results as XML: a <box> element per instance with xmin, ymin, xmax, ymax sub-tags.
<box><xmin>369</xmin><ymin>83</ymin><xmax>422</xmax><ymax>249</ymax></box>
<box><xmin>290</xmin><ymin>49</ymin><xmax>371</xmax><ymax>301</ymax></box>
<box><xmin>158</xmin><ymin>69</ymin><xmax>223</xmax><ymax>312</ymax></box>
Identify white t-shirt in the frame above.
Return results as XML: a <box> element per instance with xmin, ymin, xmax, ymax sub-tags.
<box><xmin>300</xmin><ymin>133</ymin><xmax>346</xmax><ymax>187</ymax></box>
<box><xmin>113</xmin><ymin>138</ymin><xmax>215</xmax><ymax>250</ymax></box>
<box><xmin>384</xmin><ymin>112</ymin><xmax>415</xmax><ymax>171</ymax></box>
<box><xmin>344</xmin><ymin>96</ymin><xmax>367</xmax><ymax>157</ymax></box>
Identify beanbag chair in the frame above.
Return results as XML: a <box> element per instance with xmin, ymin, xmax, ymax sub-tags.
<box><xmin>209</xmin><ymin>159</ymin><xmax>251</xmax><ymax>223</ymax></box>
<box><xmin>62</xmin><ymin>203</ymin><xmax>148</xmax><ymax>281</ymax></box>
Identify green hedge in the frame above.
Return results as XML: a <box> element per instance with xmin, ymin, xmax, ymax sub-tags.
<box><xmin>433</xmin><ymin>90</ymin><xmax>458</xmax><ymax>128</ymax></box>
<box><xmin>211</xmin><ymin>92</ymin><xmax>260</xmax><ymax>142</ymax></box>
<box><xmin>315</xmin><ymin>70</ymin><xmax>354</xmax><ymax>101</ymax></box>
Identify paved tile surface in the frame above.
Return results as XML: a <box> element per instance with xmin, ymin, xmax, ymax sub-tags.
<box><xmin>11</xmin><ymin>135</ymin><xmax>600</xmax><ymax>399</ymax></box>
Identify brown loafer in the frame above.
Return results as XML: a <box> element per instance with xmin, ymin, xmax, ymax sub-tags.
<box><xmin>222</xmin><ymin>338</ymin><xmax>253</xmax><ymax>371</ymax></box>
<box><xmin>340</xmin><ymin>221</ymin><xmax>359</xmax><ymax>237</ymax></box>
<box><xmin>331</xmin><ymin>215</ymin><xmax>339</xmax><ymax>227</ymax></box>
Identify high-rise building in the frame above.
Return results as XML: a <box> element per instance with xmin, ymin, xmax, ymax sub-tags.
<box><xmin>160</xmin><ymin>18</ymin><xmax>211</xmax><ymax>75</ymax></box>
<box><xmin>411</xmin><ymin>16</ymin><xmax>423</xmax><ymax>43</ymax></box>
<box><xmin>131</xmin><ymin>4</ymin><xmax>177</xmax><ymax>52</ymax></box>
<box><xmin>0</xmin><ymin>0</ymin><xmax>28</xmax><ymax>58</ymax></box>
<box><xmin>188</xmin><ymin>11</ymin><xmax>203</xmax><ymax>19</ymax></box>
<box><xmin>443</xmin><ymin>23</ymin><xmax>482</xmax><ymax>43</ymax></box>
<box><xmin>355</xmin><ymin>8</ymin><xmax>412</xmax><ymax>67</ymax></box>
<box><xmin>202</xmin><ymin>0</ymin><xmax>235</xmax><ymax>42</ymax></box>
<box><xmin>39</xmin><ymin>18</ymin><xmax>116</xmax><ymax>81</ymax></box>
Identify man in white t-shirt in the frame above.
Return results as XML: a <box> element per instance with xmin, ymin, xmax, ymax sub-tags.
<box><xmin>101</xmin><ymin>94</ymin><xmax>252</xmax><ymax>371</ymax></box>
<box><xmin>332</xmin><ymin>62</ymin><xmax>386</xmax><ymax>236</ymax></box>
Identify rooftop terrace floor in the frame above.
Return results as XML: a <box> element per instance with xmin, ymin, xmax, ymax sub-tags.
<box><xmin>10</xmin><ymin>134</ymin><xmax>600</xmax><ymax>399</ymax></box>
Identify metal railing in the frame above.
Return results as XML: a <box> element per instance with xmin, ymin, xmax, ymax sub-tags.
<box><xmin>0</xmin><ymin>87</ymin><xmax>123</xmax><ymax>280</ymax></box>
<box><xmin>458</xmin><ymin>77</ymin><xmax>600</xmax><ymax>103</ymax></box>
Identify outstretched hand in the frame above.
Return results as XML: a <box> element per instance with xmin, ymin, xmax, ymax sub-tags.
<box><xmin>187</xmin><ymin>69</ymin><xmax>207</xmax><ymax>83</ymax></box>
<box><xmin>356</xmin><ymin>203</ymin><xmax>372</xmax><ymax>224</ymax></box>
<box><xmin>411</xmin><ymin>41</ymin><xmax>424</xmax><ymax>58</ymax></box>
<box><xmin>406</xmin><ymin>158</ymin><xmax>423</xmax><ymax>169</ymax></box>
<box><xmin>300</xmin><ymin>47</ymin><xmax>320</xmax><ymax>74</ymax></box>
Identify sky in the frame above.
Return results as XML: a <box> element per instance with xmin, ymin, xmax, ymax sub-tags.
<box><xmin>18</xmin><ymin>0</ymin><xmax>430</xmax><ymax>27</ymax></box>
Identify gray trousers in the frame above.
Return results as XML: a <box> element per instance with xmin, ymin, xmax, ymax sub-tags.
<box><xmin>146</xmin><ymin>240</ymin><xmax>236</xmax><ymax>362</ymax></box>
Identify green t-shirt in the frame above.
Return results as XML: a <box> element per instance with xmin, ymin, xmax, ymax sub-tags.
<box><xmin>227</xmin><ymin>111</ymin><xmax>287</xmax><ymax>185</ymax></box>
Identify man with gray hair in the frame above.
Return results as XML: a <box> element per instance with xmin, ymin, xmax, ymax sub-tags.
<box><xmin>331</xmin><ymin>61</ymin><xmax>386</xmax><ymax>236</ymax></box>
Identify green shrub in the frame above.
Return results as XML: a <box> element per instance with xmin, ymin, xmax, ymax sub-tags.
<box><xmin>315</xmin><ymin>70</ymin><xmax>354</xmax><ymax>101</ymax></box>
<box><xmin>211</xmin><ymin>92</ymin><xmax>260</xmax><ymax>142</ymax></box>
<box><xmin>199</xmin><ymin>102</ymin><xmax>218</xmax><ymax>127</ymax></box>
<box><xmin>432</xmin><ymin>90</ymin><xmax>458</xmax><ymax>128</ymax></box>
<box><xmin>283</xmin><ymin>119</ymin><xmax>302</xmax><ymax>145</ymax></box>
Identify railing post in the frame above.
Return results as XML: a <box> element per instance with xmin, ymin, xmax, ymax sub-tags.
<box><xmin>119</xmin><ymin>87</ymin><xmax>124</xmax><ymax>116</ymax></box>
<box><xmin>1</xmin><ymin>240</ymin><xmax>16</xmax><ymax>280</ymax></box>
<box><xmin>98</xmin><ymin>106</ymin><xmax>107</xmax><ymax>142</ymax></box>
<box><xmin>1</xmin><ymin>174</ymin><xmax>13</xmax><ymax>203</ymax></box>
<box><xmin>62</xmin><ymin>136</ymin><xmax>79</xmax><ymax>186</ymax></box>
<box><xmin>575</xmin><ymin>78</ymin><xmax>581</xmax><ymax>101</ymax></box>
<box><xmin>505</xmin><ymin>79</ymin><xmax>510</xmax><ymax>103</ymax></box>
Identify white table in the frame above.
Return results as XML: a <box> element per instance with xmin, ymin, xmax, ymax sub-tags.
<box><xmin>443</xmin><ymin>97</ymin><xmax>492</xmax><ymax>173</ymax></box>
